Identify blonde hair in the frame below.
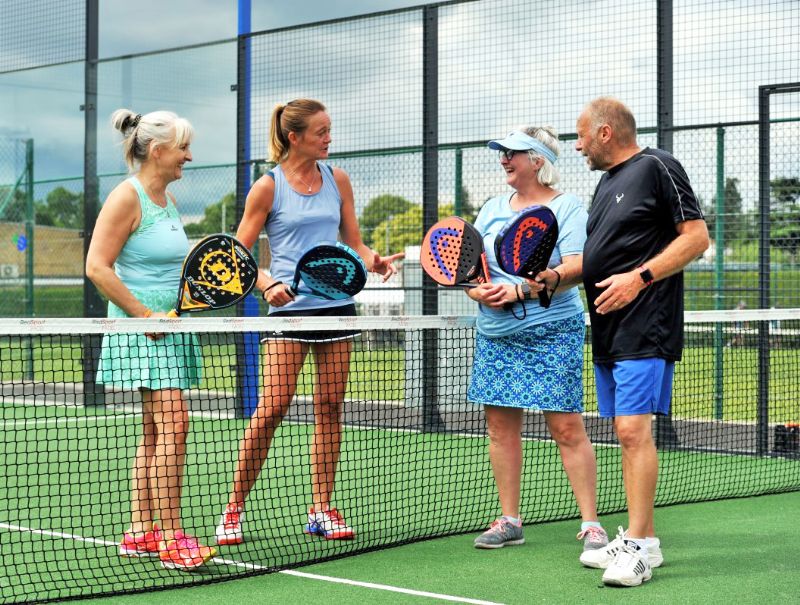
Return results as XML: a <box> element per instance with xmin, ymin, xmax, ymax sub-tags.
<box><xmin>520</xmin><ymin>125</ymin><xmax>560</xmax><ymax>187</ymax></box>
<box><xmin>110</xmin><ymin>108</ymin><xmax>194</xmax><ymax>171</ymax></box>
<box><xmin>268</xmin><ymin>99</ymin><xmax>327</xmax><ymax>163</ymax></box>
<box><xmin>584</xmin><ymin>97</ymin><xmax>638</xmax><ymax>146</ymax></box>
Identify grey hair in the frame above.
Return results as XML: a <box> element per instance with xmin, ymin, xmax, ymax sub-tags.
<box><xmin>110</xmin><ymin>109</ymin><xmax>194</xmax><ymax>171</ymax></box>
<box><xmin>518</xmin><ymin>125</ymin><xmax>560</xmax><ymax>187</ymax></box>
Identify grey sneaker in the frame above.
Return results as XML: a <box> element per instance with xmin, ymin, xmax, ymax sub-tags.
<box><xmin>577</xmin><ymin>525</ymin><xmax>609</xmax><ymax>551</ymax></box>
<box><xmin>473</xmin><ymin>518</ymin><xmax>525</xmax><ymax>549</ymax></box>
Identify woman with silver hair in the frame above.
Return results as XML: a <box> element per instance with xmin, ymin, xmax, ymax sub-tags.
<box><xmin>466</xmin><ymin>126</ymin><xmax>607</xmax><ymax>558</ymax></box>
<box><xmin>86</xmin><ymin>108</ymin><xmax>216</xmax><ymax>571</ymax></box>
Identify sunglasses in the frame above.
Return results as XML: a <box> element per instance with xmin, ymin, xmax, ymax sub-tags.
<box><xmin>498</xmin><ymin>149</ymin><xmax>523</xmax><ymax>161</ymax></box>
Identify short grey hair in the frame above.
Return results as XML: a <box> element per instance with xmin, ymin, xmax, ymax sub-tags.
<box><xmin>520</xmin><ymin>125</ymin><xmax>560</xmax><ymax>187</ymax></box>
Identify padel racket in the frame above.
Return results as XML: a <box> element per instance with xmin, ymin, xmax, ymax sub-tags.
<box><xmin>168</xmin><ymin>233</ymin><xmax>258</xmax><ymax>316</ymax></box>
<box><xmin>495</xmin><ymin>205</ymin><xmax>559</xmax><ymax>308</ymax></box>
<box><xmin>287</xmin><ymin>242</ymin><xmax>367</xmax><ymax>300</ymax></box>
<box><xmin>420</xmin><ymin>216</ymin><xmax>490</xmax><ymax>287</ymax></box>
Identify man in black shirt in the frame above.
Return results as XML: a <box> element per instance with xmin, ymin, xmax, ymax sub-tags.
<box><xmin>576</xmin><ymin>98</ymin><xmax>709</xmax><ymax>587</ymax></box>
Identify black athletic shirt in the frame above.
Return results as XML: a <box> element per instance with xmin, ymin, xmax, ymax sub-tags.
<box><xmin>583</xmin><ymin>147</ymin><xmax>705</xmax><ymax>363</ymax></box>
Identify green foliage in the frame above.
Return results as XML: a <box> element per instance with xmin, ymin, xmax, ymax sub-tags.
<box><xmin>703</xmin><ymin>178</ymin><xmax>751</xmax><ymax>243</ymax></box>
<box><xmin>372</xmin><ymin>203</ymin><xmax>455</xmax><ymax>255</ymax></box>
<box><xmin>184</xmin><ymin>192</ymin><xmax>236</xmax><ymax>237</ymax></box>
<box><xmin>360</xmin><ymin>194</ymin><xmax>414</xmax><ymax>248</ymax></box>
<box><xmin>770</xmin><ymin>177</ymin><xmax>800</xmax><ymax>262</ymax></box>
<box><xmin>38</xmin><ymin>187</ymin><xmax>84</xmax><ymax>229</ymax></box>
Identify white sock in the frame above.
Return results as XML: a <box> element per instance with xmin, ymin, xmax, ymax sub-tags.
<box><xmin>627</xmin><ymin>537</ymin><xmax>649</xmax><ymax>553</ymax></box>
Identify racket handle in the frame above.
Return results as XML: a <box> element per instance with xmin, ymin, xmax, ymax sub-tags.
<box><xmin>538</xmin><ymin>289</ymin><xmax>552</xmax><ymax>309</ymax></box>
<box><xmin>166</xmin><ymin>309</ymin><xmax>179</xmax><ymax>318</ymax></box>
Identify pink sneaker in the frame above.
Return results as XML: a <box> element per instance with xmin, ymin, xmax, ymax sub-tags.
<box><xmin>119</xmin><ymin>524</ymin><xmax>162</xmax><ymax>557</ymax></box>
<box><xmin>159</xmin><ymin>531</ymin><xmax>216</xmax><ymax>571</ymax></box>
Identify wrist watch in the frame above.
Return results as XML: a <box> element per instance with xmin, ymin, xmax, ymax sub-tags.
<box><xmin>638</xmin><ymin>266</ymin><xmax>654</xmax><ymax>287</ymax></box>
<box><xmin>519</xmin><ymin>281</ymin><xmax>532</xmax><ymax>300</ymax></box>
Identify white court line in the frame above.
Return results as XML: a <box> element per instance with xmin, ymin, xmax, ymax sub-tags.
<box><xmin>0</xmin><ymin>522</ymin><xmax>503</xmax><ymax>605</ymax></box>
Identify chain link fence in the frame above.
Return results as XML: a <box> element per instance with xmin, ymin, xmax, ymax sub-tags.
<box><xmin>0</xmin><ymin>0</ymin><xmax>798</xmax><ymax>317</ymax></box>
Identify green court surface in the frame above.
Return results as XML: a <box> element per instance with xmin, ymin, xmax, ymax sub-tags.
<box><xmin>1</xmin><ymin>400</ymin><xmax>799</xmax><ymax>603</ymax></box>
<box><xmin>88</xmin><ymin>490</ymin><xmax>800</xmax><ymax>605</ymax></box>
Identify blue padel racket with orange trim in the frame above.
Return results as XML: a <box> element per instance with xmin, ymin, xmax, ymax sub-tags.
<box><xmin>168</xmin><ymin>233</ymin><xmax>258</xmax><ymax>316</ymax></box>
<box><xmin>495</xmin><ymin>205</ymin><xmax>558</xmax><ymax>308</ymax></box>
<box><xmin>420</xmin><ymin>216</ymin><xmax>490</xmax><ymax>287</ymax></box>
<box><xmin>287</xmin><ymin>242</ymin><xmax>367</xmax><ymax>300</ymax></box>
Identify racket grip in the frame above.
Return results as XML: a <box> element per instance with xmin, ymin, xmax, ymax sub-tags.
<box><xmin>166</xmin><ymin>309</ymin><xmax>179</xmax><ymax>318</ymax></box>
<box><xmin>538</xmin><ymin>289</ymin><xmax>552</xmax><ymax>309</ymax></box>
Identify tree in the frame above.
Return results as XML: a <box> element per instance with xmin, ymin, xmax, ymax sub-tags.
<box><xmin>184</xmin><ymin>192</ymin><xmax>236</xmax><ymax>237</ymax></box>
<box><xmin>770</xmin><ymin>177</ymin><xmax>800</xmax><ymax>263</ymax></box>
<box><xmin>359</xmin><ymin>195</ymin><xmax>414</xmax><ymax>249</ymax></box>
<box><xmin>39</xmin><ymin>187</ymin><xmax>84</xmax><ymax>229</ymax></box>
<box><xmin>372</xmin><ymin>203</ymin><xmax>456</xmax><ymax>255</ymax></box>
<box><xmin>703</xmin><ymin>177</ymin><xmax>747</xmax><ymax>244</ymax></box>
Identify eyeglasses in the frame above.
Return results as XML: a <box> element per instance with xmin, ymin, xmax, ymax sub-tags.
<box><xmin>498</xmin><ymin>149</ymin><xmax>521</xmax><ymax>162</ymax></box>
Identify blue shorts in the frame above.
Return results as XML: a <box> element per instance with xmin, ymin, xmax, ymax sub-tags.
<box><xmin>594</xmin><ymin>358</ymin><xmax>675</xmax><ymax>418</ymax></box>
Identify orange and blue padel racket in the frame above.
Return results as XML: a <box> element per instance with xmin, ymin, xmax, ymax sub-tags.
<box><xmin>420</xmin><ymin>216</ymin><xmax>490</xmax><ymax>287</ymax></box>
<box><xmin>287</xmin><ymin>242</ymin><xmax>367</xmax><ymax>300</ymax></box>
<box><xmin>168</xmin><ymin>234</ymin><xmax>258</xmax><ymax>317</ymax></box>
<box><xmin>495</xmin><ymin>205</ymin><xmax>558</xmax><ymax>308</ymax></box>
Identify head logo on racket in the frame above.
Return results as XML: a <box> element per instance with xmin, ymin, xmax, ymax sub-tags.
<box><xmin>288</xmin><ymin>242</ymin><xmax>367</xmax><ymax>300</ymax></box>
<box><xmin>495</xmin><ymin>205</ymin><xmax>558</xmax><ymax>307</ymax></box>
<box><xmin>421</xmin><ymin>216</ymin><xmax>489</xmax><ymax>287</ymax></box>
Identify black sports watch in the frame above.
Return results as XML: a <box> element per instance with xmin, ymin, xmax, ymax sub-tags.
<box><xmin>519</xmin><ymin>281</ymin><xmax>532</xmax><ymax>300</ymax></box>
<box><xmin>638</xmin><ymin>266</ymin><xmax>654</xmax><ymax>287</ymax></box>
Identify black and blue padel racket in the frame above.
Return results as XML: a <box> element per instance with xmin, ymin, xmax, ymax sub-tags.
<box><xmin>495</xmin><ymin>205</ymin><xmax>558</xmax><ymax>308</ymax></box>
<box><xmin>287</xmin><ymin>242</ymin><xmax>368</xmax><ymax>300</ymax></box>
<box><xmin>169</xmin><ymin>234</ymin><xmax>258</xmax><ymax>316</ymax></box>
<box><xmin>420</xmin><ymin>216</ymin><xmax>490</xmax><ymax>287</ymax></box>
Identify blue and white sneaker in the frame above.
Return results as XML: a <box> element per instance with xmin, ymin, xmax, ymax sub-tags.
<box><xmin>304</xmin><ymin>507</ymin><xmax>355</xmax><ymax>540</ymax></box>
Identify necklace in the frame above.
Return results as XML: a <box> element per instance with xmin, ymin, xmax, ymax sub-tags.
<box><xmin>287</xmin><ymin>164</ymin><xmax>318</xmax><ymax>193</ymax></box>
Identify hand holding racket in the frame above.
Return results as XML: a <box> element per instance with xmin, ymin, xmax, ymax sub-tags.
<box><xmin>167</xmin><ymin>233</ymin><xmax>258</xmax><ymax>317</ymax></box>
<box><xmin>495</xmin><ymin>205</ymin><xmax>559</xmax><ymax>308</ymax></box>
<box><xmin>420</xmin><ymin>216</ymin><xmax>490</xmax><ymax>287</ymax></box>
<box><xmin>286</xmin><ymin>242</ymin><xmax>368</xmax><ymax>300</ymax></box>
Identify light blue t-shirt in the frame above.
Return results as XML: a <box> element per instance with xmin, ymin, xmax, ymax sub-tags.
<box><xmin>473</xmin><ymin>192</ymin><xmax>588</xmax><ymax>338</ymax></box>
<box><xmin>265</xmin><ymin>163</ymin><xmax>352</xmax><ymax>312</ymax></box>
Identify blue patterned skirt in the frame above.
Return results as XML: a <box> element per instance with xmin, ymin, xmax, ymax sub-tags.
<box><xmin>467</xmin><ymin>313</ymin><xmax>585</xmax><ymax>412</ymax></box>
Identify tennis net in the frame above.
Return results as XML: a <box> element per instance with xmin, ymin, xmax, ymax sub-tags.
<box><xmin>0</xmin><ymin>310</ymin><xmax>798</xmax><ymax>602</ymax></box>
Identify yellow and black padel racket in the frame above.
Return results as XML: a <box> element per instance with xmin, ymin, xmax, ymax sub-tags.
<box><xmin>168</xmin><ymin>234</ymin><xmax>258</xmax><ymax>316</ymax></box>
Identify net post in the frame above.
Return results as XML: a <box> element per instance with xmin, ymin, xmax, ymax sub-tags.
<box><xmin>420</xmin><ymin>5</ymin><xmax>444</xmax><ymax>432</ymax></box>
<box><xmin>235</xmin><ymin>0</ymin><xmax>259</xmax><ymax>419</ymax></box>
<box><xmin>757</xmin><ymin>84</ymin><xmax>771</xmax><ymax>455</ymax></box>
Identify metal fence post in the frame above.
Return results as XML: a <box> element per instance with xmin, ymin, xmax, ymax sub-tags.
<box><xmin>82</xmin><ymin>0</ymin><xmax>104</xmax><ymax>407</ymax></box>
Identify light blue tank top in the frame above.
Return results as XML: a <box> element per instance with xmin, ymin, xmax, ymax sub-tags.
<box><xmin>114</xmin><ymin>176</ymin><xmax>189</xmax><ymax>291</ymax></box>
<box><xmin>266</xmin><ymin>163</ymin><xmax>351</xmax><ymax>312</ymax></box>
<box><xmin>473</xmin><ymin>192</ymin><xmax>588</xmax><ymax>338</ymax></box>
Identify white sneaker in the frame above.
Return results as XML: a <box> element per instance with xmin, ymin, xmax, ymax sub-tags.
<box><xmin>304</xmin><ymin>507</ymin><xmax>355</xmax><ymax>540</ymax></box>
<box><xmin>215</xmin><ymin>503</ymin><xmax>244</xmax><ymax>545</ymax></box>
<box><xmin>579</xmin><ymin>526</ymin><xmax>663</xmax><ymax>569</ymax></box>
<box><xmin>602</xmin><ymin>541</ymin><xmax>653</xmax><ymax>587</ymax></box>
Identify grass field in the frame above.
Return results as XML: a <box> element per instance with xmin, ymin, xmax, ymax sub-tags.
<box><xmin>1</xmin><ymin>399</ymin><xmax>799</xmax><ymax>602</ymax></box>
<box><xmin>1</xmin><ymin>333</ymin><xmax>797</xmax><ymax>422</ymax></box>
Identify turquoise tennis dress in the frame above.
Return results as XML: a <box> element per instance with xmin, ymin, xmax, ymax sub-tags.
<box><xmin>97</xmin><ymin>177</ymin><xmax>201</xmax><ymax>391</ymax></box>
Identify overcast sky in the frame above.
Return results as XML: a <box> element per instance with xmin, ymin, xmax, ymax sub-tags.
<box><xmin>99</xmin><ymin>1</ymin><xmax>436</xmax><ymax>58</ymax></box>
